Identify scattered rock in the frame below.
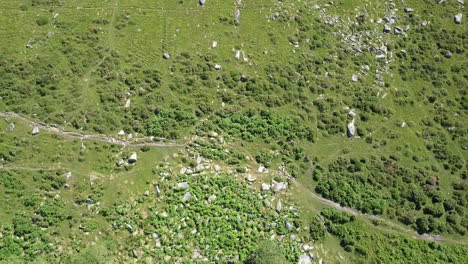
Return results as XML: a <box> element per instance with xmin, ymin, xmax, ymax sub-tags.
<box><xmin>298</xmin><ymin>254</ymin><xmax>312</xmax><ymax>264</ymax></box>
<box><xmin>383</xmin><ymin>24</ymin><xmax>391</xmax><ymax>33</ymax></box>
<box><xmin>444</xmin><ymin>51</ymin><xmax>452</xmax><ymax>58</ymax></box>
<box><xmin>246</xmin><ymin>174</ymin><xmax>256</xmax><ymax>183</ymax></box>
<box><xmin>32</xmin><ymin>126</ymin><xmax>39</xmax><ymax>135</ymax></box>
<box><xmin>214</xmin><ymin>64</ymin><xmax>222</xmax><ymax>70</ymax></box>
<box><xmin>258</xmin><ymin>165</ymin><xmax>265</xmax><ymax>173</ymax></box>
<box><xmin>261</xmin><ymin>183</ymin><xmax>271</xmax><ymax>191</ymax></box>
<box><xmin>347</xmin><ymin>118</ymin><xmax>356</xmax><ymax>138</ymax></box>
<box><xmin>132</xmin><ymin>249</ymin><xmax>138</xmax><ymax>258</ymax></box>
<box><xmin>199</xmin><ymin>0</ymin><xmax>206</xmax><ymax>5</ymax></box>
<box><xmin>208</xmin><ymin>194</ymin><xmax>217</xmax><ymax>203</ymax></box>
<box><xmin>375</xmin><ymin>54</ymin><xmax>386</xmax><ymax>60</ymax></box>
<box><xmin>285</xmin><ymin>221</ymin><xmax>294</xmax><ymax>230</ymax></box>
<box><xmin>351</xmin><ymin>74</ymin><xmax>358</xmax><ymax>82</ymax></box>
<box><xmin>212</xmin><ymin>41</ymin><xmax>217</xmax><ymax>48</ymax></box>
<box><xmin>177</xmin><ymin>182</ymin><xmax>190</xmax><ymax>189</ymax></box>
<box><xmin>7</xmin><ymin>123</ymin><xmax>14</xmax><ymax>131</ymax></box>
<box><xmin>235</xmin><ymin>9</ymin><xmax>240</xmax><ymax>24</ymax></box>
<box><xmin>214</xmin><ymin>164</ymin><xmax>221</xmax><ymax>172</ymax></box>
<box><xmin>65</xmin><ymin>172</ymin><xmax>72</xmax><ymax>181</ymax></box>
<box><xmin>394</xmin><ymin>26</ymin><xmax>403</xmax><ymax>35</ymax></box>
<box><xmin>118</xmin><ymin>130</ymin><xmax>125</xmax><ymax>136</ymax></box>
<box><xmin>128</xmin><ymin>153</ymin><xmax>137</xmax><ymax>164</ymax></box>
<box><xmin>272</xmin><ymin>181</ymin><xmax>287</xmax><ymax>193</ymax></box>
<box><xmin>276</xmin><ymin>200</ymin><xmax>282</xmax><ymax>213</ymax></box>
<box><xmin>117</xmin><ymin>159</ymin><xmax>125</xmax><ymax>166</ymax></box>
<box><xmin>124</xmin><ymin>98</ymin><xmax>131</xmax><ymax>108</ymax></box>
<box><xmin>454</xmin><ymin>13</ymin><xmax>462</xmax><ymax>24</ymax></box>
<box><xmin>182</xmin><ymin>192</ymin><xmax>192</xmax><ymax>202</ymax></box>
<box><xmin>163</xmin><ymin>53</ymin><xmax>170</xmax><ymax>59</ymax></box>
<box><xmin>404</xmin><ymin>8</ymin><xmax>414</xmax><ymax>13</ymax></box>
<box><xmin>47</xmin><ymin>32</ymin><xmax>55</xmax><ymax>38</ymax></box>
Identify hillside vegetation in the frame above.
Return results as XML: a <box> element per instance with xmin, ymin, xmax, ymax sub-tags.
<box><xmin>0</xmin><ymin>0</ymin><xmax>467</xmax><ymax>263</ymax></box>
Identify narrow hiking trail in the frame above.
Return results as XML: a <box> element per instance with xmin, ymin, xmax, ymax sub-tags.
<box><xmin>0</xmin><ymin>112</ymin><xmax>183</xmax><ymax>148</ymax></box>
<box><xmin>290</xmin><ymin>180</ymin><xmax>467</xmax><ymax>244</ymax></box>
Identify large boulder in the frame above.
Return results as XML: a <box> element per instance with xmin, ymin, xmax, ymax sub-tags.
<box><xmin>128</xmin><ymin>153</ymin><xmax>137</xmax><ymax>163</ymax></box>
<box><xmin>347</xmin><ymin>118</ymin><xmax>356</xmax><ymax>138</ymax></box>
<box><xmin>454</xmin><ymin>13</ymin><xmax>463</xmax><ymax>24</ymax></box>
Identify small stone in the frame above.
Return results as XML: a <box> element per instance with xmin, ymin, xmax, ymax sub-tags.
<box><xmin>276</xmin><ymin>200</ymin><xmax>282</xmax><ymax>213</ymax></box>
<box><xmin>214</xmin><ymin>64</ymin><xmax>222</xmax><ymax>70</ymax></box>
<box><xmin>261</xmin><ymin>183</ymin><xmax>271</xmax><ymax>191</ymax></box>
<box><xmin>298</xmin><ymin>254</ymin><xmax>312</xmax><ymax>264</ymax></box>
<box><xmin>7</xmin><ymin>123</ymin><xmax>14</xmax><ymax>131</ymax></box>
<box><xmin>199</xmin><ymin>0</ymin><xmax>206</xmax><ymax>5</ymax></box>
<box><xmin>32</xmin><ymin>126</ymin><xmax>39</xmax><ymax>135</ymax></box>
<box><xmin>347</xmin><ymin>118</ymin><xmax>356</xmax><ymax>138</ymax></box>
<box><xmin>177</xmin><ymin>182</ymin><xmax>190</xmax><ymax>189</ymax></box>
<box><xmin>208</xmin><ymin>194</ymin><xmax>217</xmax><ymax>203</ymax></box>
<box><xmin>117</xmin><ymin>159</ymin><xmax>125</xmax><ymax>166</ymax></box>
<box><xmin>246</xmin><ymin>174</ymin><xmax>256</xmax><ymax>183</ymax></box>
<box><xmin>444</xmin><ymin>51</ymin><xmax>452</xmax><ymax>58</ymax></box>
<box><xmin>258</xmin><ymin>165</ymin><xmax>265</xmax><ymax>173</ymax></box>
<box><xmin>454</xmin><ymin>14</ymin><xmax>462</xmax><ymax>24</ymax></box>
<box><xmin>285</xmin><ymin>221</ymin><xmax>294</xmax><ymax>230</ymax></box>
<box><xmin>163</xmin><ymin>53</ymin><xmax>170</xmax><ymax>59</ymax></box>
<box><xmin>404</xmin><ymin>8</ymin><xmax>414</xmax><ymax>13</ymax></box>
<box><xmin>351</xmin><ymin>74</ymin><xmax>358</xmax><ymax>82</ymax></box>
<box><xmin>383</xmin><ymin>24</ymin><xmax>391</xmax><ymax>33</ymax></box>
<box><xmin>214</xmin><ymin>164</ymin><xmax>221</xmax><ymax>172</ymax></box>
<box><xmin>272</xmin><ymin>182</ymin><xmax>287</xmax><ymax>193</ymax></box>
<box><xmin>182</xmin><ymin>192</ymin><xmax>192</xmax><ymax>202</ymax></box>
<box><xmin>212</xmin><ymin>41</ymin><xmax>217</xmax><ymax>48</ymax></box>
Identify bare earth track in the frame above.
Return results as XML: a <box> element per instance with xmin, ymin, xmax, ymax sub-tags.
<box><xmin>0</xmin><ymin>112</ymin><xmax>183</xmax><ymax>148</ymax></box>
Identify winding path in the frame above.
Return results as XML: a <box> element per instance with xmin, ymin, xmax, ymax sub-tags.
<box><xmin>0</xmin><ymin>112</ymin><xmax>184</xmax><ymax>148</ymax></box>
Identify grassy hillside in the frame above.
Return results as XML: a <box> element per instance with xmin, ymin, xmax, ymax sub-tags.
<box><xmin>0</xmin><ymin>0</ymin><xmax>467</xmax><ymax>263</ymax></box>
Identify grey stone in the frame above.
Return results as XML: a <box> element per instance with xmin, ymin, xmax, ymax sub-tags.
<box><xmin>298</xmin><ymin>254</ymin><xmax>312</xmax><ymax>264</ymax></box>
<box><xmin>272</xmin><ymin>182</ymin><xmax>287</xmax><ymax>193</ymax></box>
<box><xmin>404</xmin><ymin>8</ymin><xmax>414</xmax><ymax>13</ymax></box>
<box><xmin>347</xmin><ymin>118</ymin><xmax>356</xmax><ymax>138</ymax></box>
<box><xmin>128</xmin><ymin>153</ymin><xmax>137</xmax><ymax>163</ymax></box>
<box><xmin>177</xmin><ymin>182</ymin><xmax>190</xmax><ymax>189</ymax></box>
<box><xmin>32</xmin><ymin>126</ymin><xmax>39</xmax><ymax>135</ymax></box>
<box><xmin>285</xmin><ymin>221</ymin><xmax>294</xmax><ymax>230</ymax></box>
<box><xmin>199</xmin><ymin>0</ymin><xmax>206</xmax><ymax>5</ymax></box>
<box><xmin>163</xmin><ymin>53</ymin><xmax>170</xmax><ymax>59</ymax></box>
<box><xmin>182</xmin><ymin>192</ymin><xmax>192</xmax><ymax>202</ymax></box>
<box><xmin>455</xmin><ymin>13</ymin><xmax>463</xmax><ymax>24</ymax></box>
<box><xmin>7</xmin><ymin>123</ymin><xmax>14</xmax><ymax>131</ymax></box>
